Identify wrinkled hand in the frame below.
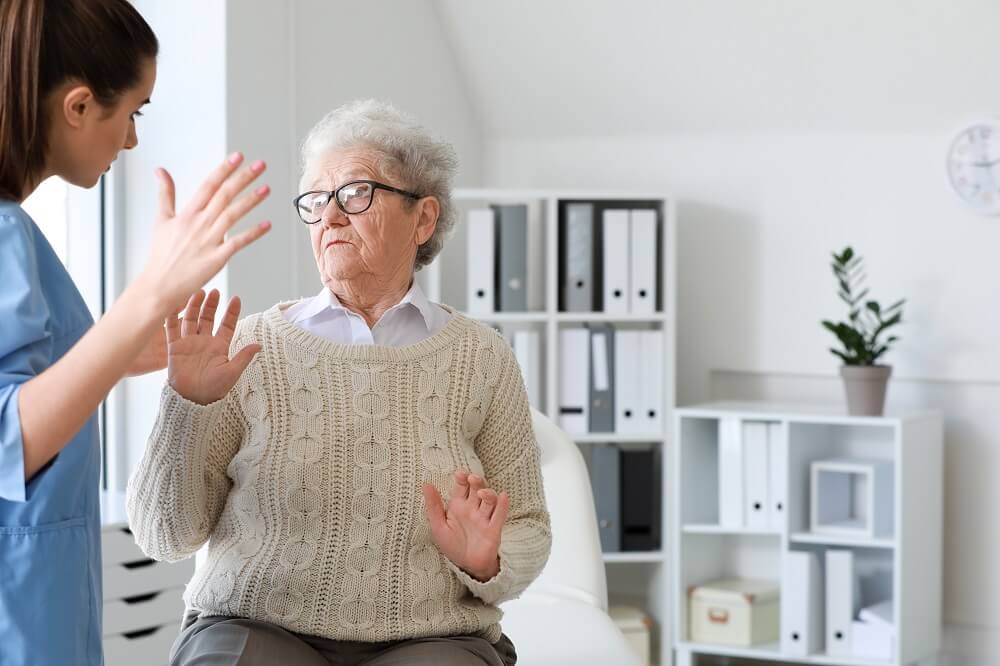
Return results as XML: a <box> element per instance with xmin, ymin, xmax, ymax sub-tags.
<box><xmin>127</xmin><ymin>325</ymin><xmax>168</xmax><ymax>376</ymax></box>
<box><xmin>166</xmin><ymin>289</ymin><xmax>260</xmax><ymax>406</ymax></box>
<box><xmin>422</xmin><ymin>470</ymin><xmax>510</xmax><ymax>582</ymax></box>
<box><xmin>139</xmin><ymin>153</ymin><xmax>271</xmax><ymax>317</ymax></box>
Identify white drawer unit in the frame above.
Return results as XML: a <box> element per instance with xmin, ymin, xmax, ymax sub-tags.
<box><xmin>101</xmin><ymin>492</ymin><xmax>193</xmax><ymax>666</ymax></box>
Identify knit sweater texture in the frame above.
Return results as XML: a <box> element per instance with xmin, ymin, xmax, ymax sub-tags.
<box><xmin>126</xmin><ymin>303</ymin><xmax>551</xmax><ymax>643</ymax></box>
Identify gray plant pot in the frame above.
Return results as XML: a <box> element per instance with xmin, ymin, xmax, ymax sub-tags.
<box><xmin>840</xmin><ymin>365</ymin><xmax>892</xmax><ymax>416</ymax></box>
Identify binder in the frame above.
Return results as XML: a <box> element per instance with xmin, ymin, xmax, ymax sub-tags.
<box><xmin>639</xmin><ymin>330</ymin><xmax>664</xmax><ymax>433</ymax></box>
<box><xmin>513</xmin><ymin>330</ymin><xmax>541</xmax><ymax>410</ymax></box>
<box><xmin>718</xmin><ymin>416</ymin><xmax>744</xmax><ymax>528</ymax></box>
<box><xmin>589</xmin><ymin>444</ymin><xmax>621</xmax><ymax>552</ymax></box>
<box><xmin>743</xmin><ymin>421</ymin><xmax>770</xmax><ymax>530</ymax></box>
<box><xmin>629</xmin><ymin>209</ymin><xmax>658</xmax><ymax>315</ymax></box>
<box><xmin>589</xmin><ymin>324</ymin><xmax>615</xmax><ymax>433</ymax></box>
<box><xmin>826</xmin><ymin>549</ymin><xmax>858</xmax><ymax>657</ymax></box>
<box><xmin>614</xmin><ymin>330</ymin><xmax>642</xmax><ymax>435</ymax></box>
<box><xmin>602</xmin><ymin>209</ymin><xmax>630</xmax><ymax>315</ymax></box>
<box><xmin>559</xmin><ymin>327</ymin><xmax>590</xmax><ymax>434</ymax></box>
<box><xmin>781</xmin><ymin>550</ymin><xmax>824</xmax><ymax>656</ymax></box>
<box><xmin>621</xmin><ymin>448</ymin><xmax>660</xmax><ymax>551</ymax></box>
<box><xmin>525</xmin><ymin>200</ymin><xmax>546</xmax><ymax>311</ymax></box>
<box><xmin>492</xmin><ymin>204</ymin><xmax>528</xmax><ymax>312</ymax></box>
<box><xmin>466</xmin><ymin>208</ymin><xmax>495</xmax><ymax>315</ymax></box>
<box><xmin>563</xmin><ymin>203</ymin><xmax>595</xmax><ymax>312</ymax></box>
<box><xmin>767</xmin><ymin>422</ymin><xmax>787</xmax><ymax>530</ymax></box>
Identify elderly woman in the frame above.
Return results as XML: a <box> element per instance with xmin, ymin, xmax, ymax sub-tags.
<box><xmin>126</xmin><ymin>100</ymin><xmax>550</xmax><ymax>666</ymax></box>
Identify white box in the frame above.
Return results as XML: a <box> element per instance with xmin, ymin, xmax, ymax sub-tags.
<box><xmin>609</xmin><ymin>604</ymin><xmax>652</xmax><ymax>665</ymax></box>
<box><xmin>689</xmin><ymin>578</ymin><xmax>780</xmax><ymax>647</ymax></box>
<box><xmin>811</xmin><ymin>458</ymin><xmax>894</xmax><ymax>538</ymax></box>
<box><xmin>852</xmin><ymin>619</ymin><xmax>895</xmax><ymax>660</ymax></box>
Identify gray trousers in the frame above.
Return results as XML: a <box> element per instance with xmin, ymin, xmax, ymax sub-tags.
<box><xmin>169</xmin><ymin>611</ymin><xmax>517</xmax><ymax>666</ymax></box>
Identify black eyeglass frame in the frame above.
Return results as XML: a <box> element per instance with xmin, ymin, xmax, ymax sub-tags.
<box><xmin>292</xmin><ymin>179</ymin><xmax>424</xmax><ymax>224</ymax></box>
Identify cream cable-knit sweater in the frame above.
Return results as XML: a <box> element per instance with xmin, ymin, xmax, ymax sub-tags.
<box><xmin>126</xmin><ymin>303</ymin><xmax>551</xmax><ymax>643</ymax></box>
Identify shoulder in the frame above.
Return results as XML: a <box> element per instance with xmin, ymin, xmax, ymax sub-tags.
<box><xmin>454</xmin><ymin>313</ymin><xmax>516</xmax><ymax>361</ymax></box>
<box><xmin>0</xmin><ymin>202</ymin><xmax>38</xmax><ymax>249</ymax></box>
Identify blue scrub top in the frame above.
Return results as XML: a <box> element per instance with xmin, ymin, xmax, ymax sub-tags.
<box><xmin>0</xmin><ymin>200</ymin><xmax>102</xmax><ymax>665</ymax></box>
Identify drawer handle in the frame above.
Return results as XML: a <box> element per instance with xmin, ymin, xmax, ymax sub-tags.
<box><xmin>123</xmin><ymin>591</ymin><xmax>160</xmax><ymax>605</ymax></box>
<box><xmin>122</xmin><ymin>558</ymin><xmax>156</xmax><ymax>570</ymax></box>
<box><xmin>708</xmin><ymin>608</ymin><xmax>729</xmax><ymax>624</ymax></box>
<box><xmin>123</xmin><ymin>626</ymin><xmax>160</xmax><ymax>640</ymax></box>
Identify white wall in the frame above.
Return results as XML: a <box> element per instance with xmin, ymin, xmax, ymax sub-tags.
<box><xmin>484</xmin><ymin>131</ymin><xmax>1000</xmax><ymax>661</ymax></box>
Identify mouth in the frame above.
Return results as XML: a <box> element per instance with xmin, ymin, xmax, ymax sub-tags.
<box><xmin>325</xmin><ymin>240</ymin><xmax>351</xmax><ymax>249</ymax></box>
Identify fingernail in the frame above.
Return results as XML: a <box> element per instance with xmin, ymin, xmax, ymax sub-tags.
<box><xmin>250</xmin><ymin>159</ymin><xmax>266</xmax><ymax>172</ymax></box>
<box><xmin>259</xmin><ymin>221</ymin><xmax>272</xmax><ymax>231</ymax></box>
<box><xmin>255</xmin><ymin>184</ymin><xmax>270</xmax><ymax>196</ymax></box>
<box><xmin>228</xmin><ymin>151</ymin><xmax>243</xmax><ymax>165</ymax></box>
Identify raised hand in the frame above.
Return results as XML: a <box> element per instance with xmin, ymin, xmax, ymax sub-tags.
<box><xmin>166</xmin><ymin>289</ymin><xmax>260</xmax><ymax>406</ymax></box>
<box><xmin>422</xmin><ymin>470</ymin><xmax>510</xmax><ymax>582</ymax></box>
<box><xmin>139</xmin><ymin>153</ymin><xmax>271</xmax><ymax>317</ymax></box>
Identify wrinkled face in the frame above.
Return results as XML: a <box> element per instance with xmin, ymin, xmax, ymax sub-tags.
<box><xmin>303</xmin><ymin>147</ymin><xmax>438</xmax><ymax>287</ymax></box>
<box><xmin>47</xmin><ymin>58</ymin><xmax>156</xmax><ymax>189</ymax></box>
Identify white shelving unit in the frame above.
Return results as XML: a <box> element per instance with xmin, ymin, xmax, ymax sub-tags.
<box><xmin>420</xmin><ymin>188</ymin><xmax>677</xmax><ymax>665</ymax></box>
<box><xmin>673</xmin><ymin>402</ymin><xmax>943</xmax><ymax>666</ymax></box>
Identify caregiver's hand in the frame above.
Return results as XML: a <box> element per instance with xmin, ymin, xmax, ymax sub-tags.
<box><xmin>137</xmin><ymin>152</ymin><xmax>271</xmax><ymax>316</ymax></box>
<box><xmin>423</xmin><ymin>470</ymin><xmax>510</xmax><ymax>582</ymax></box>
<box><xmin>167</xmin><ymin>289</ymin><xmax>260</xmax><ymax>406</ymax></box>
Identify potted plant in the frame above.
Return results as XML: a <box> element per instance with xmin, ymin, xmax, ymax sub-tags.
<box><xmin>821</xmin><ymin>247</ymin><xmax>905</xmax><ymax>416</ymax></box>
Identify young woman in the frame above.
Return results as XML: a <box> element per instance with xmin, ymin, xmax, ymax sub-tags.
<box><xmin>0</xmin><ymin>1</ymin><xmax>271</xmax><ymax>662</ymax></box>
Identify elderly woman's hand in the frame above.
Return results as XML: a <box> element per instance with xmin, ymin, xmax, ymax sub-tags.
<box><xmin>166</xmin><ymin>289</ymin><xmax>261</xmax><ymax>406</ymax></box>
<box><xmin>422</xmin><ymin>470</ymin><xmax>510</xmax><ymax>582</ymax></box>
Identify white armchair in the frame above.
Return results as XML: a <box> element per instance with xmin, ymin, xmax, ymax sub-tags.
<box><xmin>499</xmin><ymin>409</ymin><xmax>640</xmax><ymax>666</ymax></box>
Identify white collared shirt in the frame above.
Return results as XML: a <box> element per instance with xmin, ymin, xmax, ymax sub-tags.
<box><xmin>283</xmin><ymin>281</ymin><xmax>452</xmax><ymax>346</ymax></box>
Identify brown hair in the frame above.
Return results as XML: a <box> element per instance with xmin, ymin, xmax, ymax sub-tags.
<box><xmin>0</xmin><ymin>0</ymin><xmax>158</xmax><ymax>200</ymax></box>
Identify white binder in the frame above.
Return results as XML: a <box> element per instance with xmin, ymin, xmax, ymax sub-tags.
<box><xmin>782</xmin><ymin>550</ymin><xmax>824</xmax><ymax>656</ymax></box>
<box><xmin>466</xmin><ymin>208</ymin><xmax>495</xmax><ymax>315</ymax></box>
<box><xmin>629</xmin><ymin>209</ymin><xmax>657</xmax><ymax>315</ymax></box>
<box><xmin>826</xmin><ymin>549</ymin><xmax>857</xmax><ymax>657</ymax></box>
<box><xmin>767</xmin><ymin>422</ymin><xmax>787</xmax><ymax>530</ymax></box>
<box><xmin>743</xmin><ymin>421</ymin><xmax>770</xmax><ymax>530</ymax></box>
<box><xmin>639</xmin><ymin>330</ymin><xmax>663</xmax><ymax>433</ymax></box>
<box><xmin>559</xmin><ymin>328</ymin><xmax>590</xmax><ymax>434</ymax></box>
<box><xmin>602</xmin><ymin>209</ymin><xmax>630</xmax><ymax>315</ymax></box>
<box><xmin>718</xmin><ymin>416</ymin><xmax>743</xmax><ymax>528</ymax></box>
<box><xmin>614</xmin><ymin>330</ymin><xmax>642</xmax><ymax>435</ymax></box>
<box><xmin>513</xmin><ymin>330</ymin><xmax>541</xmax><ymax>410</ymax></box>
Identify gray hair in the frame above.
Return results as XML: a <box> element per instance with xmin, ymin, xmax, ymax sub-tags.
<box><xmin>299</xmin><ymin>99</ymin><xmax>459</xmax><ymax>271</ymax></box>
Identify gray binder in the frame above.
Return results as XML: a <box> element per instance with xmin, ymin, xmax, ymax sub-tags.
<box><xmin>589</xmin><ymin>324</ymin><xmax>615</xmax><ymax>433</ymax></box>
<box><xmin>492</xmin><ymin>204</ymin><xmax>528</xmax><ymax>312</ymax></box>
<box><xmin>564</xmin><ymin>203</ymin><xmax>594</xmax><ymax>312</ymax></box>
<box><xmin>589</xmin><ymin>443</ymin><xmax>621</xmax><ymax>552</ymax></box>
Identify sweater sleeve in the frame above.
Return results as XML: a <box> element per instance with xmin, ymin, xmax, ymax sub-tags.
<box><xmin>446</xmin><ymin>337</ymin><xmax>552</xmax><ymax>605</ymax></box>
<box><xmin>126</xmin><ymin>326</ymin><xmax>252</xmax><ymax>562</ymax></box>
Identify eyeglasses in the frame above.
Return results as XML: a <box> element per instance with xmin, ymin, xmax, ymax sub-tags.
<box><xmin>292</xmin><ymin>179</ymin><xmax>423</xmax><ymax>224</ymax></box>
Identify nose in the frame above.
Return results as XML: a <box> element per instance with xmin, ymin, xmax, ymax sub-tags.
<box><xmin>124</xmin><ymin>120</ymin><xmax>138</xmax><ymax>150</ymax></box>
<box><xmin>320</xmin><ymin>199</ymin><xmax>348</xmax><ymax>226</ymax></box>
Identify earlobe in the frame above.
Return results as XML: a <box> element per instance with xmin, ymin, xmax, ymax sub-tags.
<box><xmin>417</xmin><ymin>197</ymin><xmax>440</xmax><ymax>244</ymax></box>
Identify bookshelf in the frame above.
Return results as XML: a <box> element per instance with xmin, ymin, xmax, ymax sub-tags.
<box><xmin>419</xmin><ymin>188</ymin><xmax>677</xmax><ymax>666</ymax></box>
<box><xmin>673</xmin><ymin>402</ymin><xmax>943</xmax><ymax>666</ymax></box>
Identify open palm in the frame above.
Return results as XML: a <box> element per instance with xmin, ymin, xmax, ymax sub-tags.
<box><xmin>167</xmin><ymin>289</ymin><xmax>260</xmax><ymax>406</ymax></box>
<box><xmin>423</xmin><ymin>470</ymin><xmax>510</xmax><ymax>582</ymax></box>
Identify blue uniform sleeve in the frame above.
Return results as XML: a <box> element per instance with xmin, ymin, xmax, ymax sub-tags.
<box><xmin>0</xmin><ymin>214</ymin><xmax>51</xmax><ymax>502</ymax></box>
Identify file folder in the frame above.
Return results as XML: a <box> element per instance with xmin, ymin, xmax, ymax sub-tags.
<box><xmin>782</xmin><ymin>550</ymin><xmax>824</xmax><ymax>656</ymax></box>
<box><xmin>589</xmin><ymin>444</ymin><xmax>621</xmax><ymax>552</ymax></box>
<box><xmin>563</xmin><ymin>203</ymin><xmax>595</xmax><ymax>312</ymax></box>
<box><xmin>559</xmin><ymin>327</ymin><xmax>590</xmax><ymax>434</ymax></box>
<box><xmin>513</xmin><ymin>330</ymin><xmax>541</xmax><ymax>410</ymax></box>
<box><xmin>466</xmin><ymin>208</ymin><xmax>495</xmax><ymax>315</ymax></box>
<box><xmin>639</xmin><ymin>330</ymin><xmax>664</xmax><ymax>433</ymax></box>
<box><xmin>589</xmin><ymin>324</ymin><xmax>615</xmax><ymax>433</ymax></box>
<box><xmin>743</xmin><ymin>421</ymin><xmax>770</xmax><ymax>530</ymax></box>
<box><xmin>629</xmin><ymin>209</ymin><xmax>658</xmax><ymax>315</ymax></box>
<box><xmin>614</xmin><ymin>330</ymin><xmax>642</xmax><ymax>435</ymax></box>
<box><xmin>718</xmin><ymin>416</ymin><xmax>744</xmax><ymax>528</ymax></box>
<box><xmin>768</xmin><ymin>421</ymin><xmax>787</xmax><ymax>530</ymax></box>
<box><xmin>602</xmin><ymin>209</ymin><xmax>630</xmax><ymax>315</ymax></box>
<box><xmin>826</xmin><ymin>549</ymin><xmax>858</xmax><ymax>657</ymax></box>
<box><xmin>492</xmin><ymin>204</ymin><xmax>528</xmax><ymax>312</ymax></box>
<box><xmin>621</xmin><ymin>448</ymin><xmax>660</xmax><ymax>551</ymax></box>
